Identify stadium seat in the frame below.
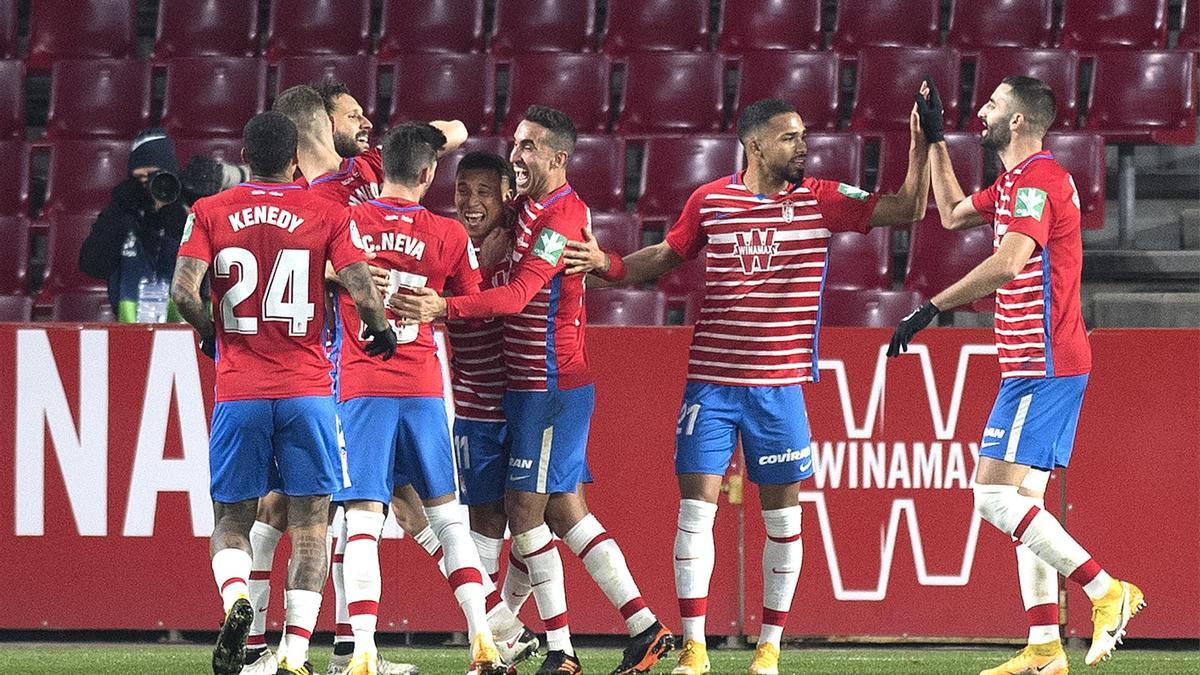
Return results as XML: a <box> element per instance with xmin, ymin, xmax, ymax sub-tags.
<box><xmin>602</xmin><ymin>0</ymin><xmax>710</xmax><ymax>55</ymax></box>
<box><xmin>969</xmin><ymin>49</ymin><xmax>1079</xmax><ymax>131</ymax></box>
<box><xmin>0</xmin><ymin>139</ymin><xmax>28</xmax><ymax>216</ymax></box>
<box><xmin>1181</xmin><ymin>0</ymin><xmax>1199</xmax><ymax>50</ymax></box>
<box><xmin>825</xmin><ymin>227</ymin><xmax>891</xmax><ymax>291</ymax></box>
<box><xmin>947</xmin><ymin>0</ymin><xmax>1054</xmax><ymax>51</ymax></box>
<box><xmin>154</xmin><ymin>0</ymin><xmax>259</xmax><ymax>58</ymax></box>
<box><xmin>265</xmin><ymin>0</ymin><xmax>371</xmax><ymax>58</ymax></box>
<box><xmin>51</xmin><ymin>290</ymin><xmax>115</xmax><ymax>322</ymax></box>
<box><xmin>27</xmin><ymin>0</ymin><xmax>137</xmax><ymax>68</ymax></box>
<box><xmin>876</xmin><ymin>131</ymin><xmax>983</xmax><ymax>196</ymax></box>
<box><xmin>821</xmin><ymin>288</ymin><xmax>926</xmax><ymax>327</ymax></box>
<box><xmin>378</xmin><ymin>0</ymin><xmax>485</xmax><ymax>56</ymax></box>
<box><xmin>586</xmin><ymin>288</ymin><xmax>668</xmax><ymax>325</ymax></box>
<box><xmin>0</xmin><ymin>0</ymin><xmax>16</xmax><ymax>59</ymax></box>
<box><xmin>174</xmin><ymin>137</ymin><xmax>245</xmax><ymax>166</ymax></box>
<box><xmin>589</xmin><ymin>211</ymin><xmax>642</xmax><ymax>255</ymax></box>
<box><xmin>1042</xmin><ymin>132</ymin><xmax>1106</xmax><ymax>230</ymax></box>
<box><xmin>0</xmin><ymin>59</ymin><xmax>22</xmax><ymax>139</ymax></box>
<box><xmin>46</xmin><ymin>59</ymin><xmax>151</xmax><ymax>140</ymax></box>
<box><xmin>43</xmin><ymin>139</ymin><xmax>129</xmax><ymax>215</ymax></box>
<box><xmin>1059</xmin><ymin>0</ymin><xmax>1168</xmax><ymax>51</ymax></box>
<box><xmin>389</xmin><ymin>53</ymin><xmax>495</xmax><ymax>135</ymax></box>
<box><xmin>424</xmin><ymin>136</ymin><xmax>509</xmax><ymax>216</ymax></box>
<box><xmin>0</xmin><ymin>215</ymin><xmax>29</xmax><ymax>294</ymax></box>
<box><xmin>850</xmin><ymin>47</ymin><xmax>961</xmax><ymax>132</ymax></box>
<box><xmin>732</xmin><ymin>51</ymin><xmax>840</xmax><ymax>131</ymax></box>
<box><xmin>491</xmin><ymin>0</ymin><xmax>597</xmax><ymax>55</ymax></box>
<box><xmin>42</xmin><ymin>212</ymin><xmax>109</xmax><ymax>299</ymax></box>
<box><xmin>716</xmin><ymin>0</ymin><xmax>822</xmax><ymax>53</ymax></box>
<box><xmin>657</xmin><ymin>256</ymin><xmax>706</xmax><ymax>323</ymax></box>
<box><xmin>637</xmin><ymin>135</ymin><xmax>742</xmax><ymax>219</ymax></box>
<box><xmin>616</xmin><ymin>52</ymin><xmax>725</xmax><ymax>134</ymax></box>
<box><xmin>1084</xmin><ymin>50</ymin><xmax>1197</xmax><ymax>144</ymax></box>
<box><xmin>161</xmin><ymin>57</ymin><xmax>268</xmax><ymax>139</ymax></box>
<box><xmin>276</xmin><ymin>55</ymin><xmax>378</xmax><ymax>121</ymax></box>
<box><xmin>803</xmin><ymin>132</ymin><xmax>864</xmax><ymax>186</ymax></box>
<box><xmin>904</xmin><ymin>211</ymin><xmax>994</xmax><ymax>307</ymax></box>
<box><xmin>0</xmin><ymin>294</ymin><xmax>32</xmax><ymax>321</ymax></box>
<box><xmin>832</xmin><ymin>0</ymin><xmax>940</xmax><ymax>52</ymax></box>
<box><xmin>565</xmin><ymin>135</ymin><xmax>625</xmax><ymax>212</ymax></box>
<box><xmin>502</xmin><ymin>53</ymin><xmax>611</xmax><ymax>135</ymax></box>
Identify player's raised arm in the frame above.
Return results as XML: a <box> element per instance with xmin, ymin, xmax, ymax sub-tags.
<box><xmin>867</xmin><ymin>96</ymin><xmax>931</xmax><ymax>227</ymax></box>
<box><xmin>917</xmin><ymin>79</ymin><xmax>988</xmax><ymax>231</ymax></box>
<box><xmin>170</xmin><ymin>254</ymin><xmax>215</xmax><ymax>357</ymax></box>
<box><xmin>431</xmin><ymin>119</ymin><xmax>469</xmax><ymax>156</ymax></box>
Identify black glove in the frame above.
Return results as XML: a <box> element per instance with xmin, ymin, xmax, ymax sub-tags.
<box><xmin>198</xmin><ymin>334</ymin><xmax>216</xmax><ymax>360</ymax></box>
<box><xmin>887</xmin><ymin>301</ymin><xmax>940</xmax><ymax>357</ymax></box>
<box><xmin>362</xmin><ymin>324</ymin><xmax>397</xmax><ymax>360</ymax></box>
<box><xmin>913</xmin><ymin>77</ymin><xmax>946</xmax><ymax>143</ymax></box>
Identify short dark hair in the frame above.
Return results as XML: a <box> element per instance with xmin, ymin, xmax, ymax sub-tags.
<box><xmin>737</xmin><ymin>99</ymin><xmax>798</xmax><ymax>143</ymax></box>
<box><xmin>1001</xmin><ymin>75</ymin><xmax>1056</xmax><ymax>136</ymax></box>
<box><xmin>456</xmin><ymin>151</ymin><xmax>516</xmax><ymax>191</ymax></box>
<box><xmin>243</xmin><ymin>111</ymin><xmax>297</xmax><ymax>176</ymax></box>
<box><xmin>311</xmin><ymin>78</ymin><xmax>351</xmax><ymax>116</ymax></box>
<box><xmin>522</xmin><ymin>105</ymin><xmax>577</xmax><ymax>153</ymax></box>
<box><xmin>380</xmin><ymin>122</ymin><xmax>447</xmax><ymax>186</ymax></box>
<box><xmin>272</xmin><ymin>84</ymin><xmax>327</xmax><ymax>139</ymax></box>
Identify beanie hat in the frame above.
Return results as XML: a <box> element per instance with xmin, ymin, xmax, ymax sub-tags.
<box><xmin>128</xmin><ymin>127</ymin><xmax>178</xmax><ymax>174</ymax></box>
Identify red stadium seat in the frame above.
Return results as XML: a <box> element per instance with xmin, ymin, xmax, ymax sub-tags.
<box><xmin>502</xmin><ymin>53</ymin><xmax>611</xmax><ymax>135</ymax></box>
<box><xmin>265</xmin><ymin>0</ymin><xmax>371</xmax><ymax>58</ymax></box>
<box><xmin>850</xmin><ymin>47</ymin><xmax>961</xmax><ymax>132</ymax></box>
<box><xmin>0</xmin><ymin>139</ymin><xmax>28</xmax><ymax>216</ymax></box>
<box><xmin>0</xmin><ymin>215</ymin><xmax>29</xmax><ymax>294</ymax></box>
<box><xmin>904</xmin><ymin>211</ymin><xmax>994</xmax><ymax>307</ymax></box>
<box><xmin>491</xmin><ymin>0</ymin><xmax>597</xmax><ymax>55</ymax></box>
<box><xmin>1085</xmin><ymin>50</ymin><xmax>1197</xmax><ymax>144</ymax></box>
<box><xmin>154</xmin><ymin>0</ymin><xmax>259</xmax><ymax>58</ymax></box>
<box><xmin>616</xmin><ymin>52</ymin><xmax>725</xmax><ymax>134</ymax></box>
<box><xmin>733</xmin><ymin>51</ymin><xmax>840</xmax><ymax>131</ymax></box>
<box><xmin>162</xmin><ymin>57</ymin><xmax>268</xmax><ymax>139</ymax></box>
<box><xmin>638</xmin><ymin>135</ymin><xmax>742</xmax><ymax>219</ymax></box>
<box><xmin>47</xmin><ymin>60</ymin><xmax>151</xmax><ymax>140</ymax></box>
<box><xmin>832</xmin><ymin>0</ymin><xmax>940</xmax><ymax>52</ymax></box>
<box><xmin>276</xmin><ymin>55</ymin><xmax>378</xmax><ymax>121</ymax></box>
<box><xmin>27</xmin><ymin>0</ymin><xmax>137</xmax><ymax>68</ymax></box>
<box><xmin>174</xmin><ymin>137</ymin><xmax>245</xmax><ymax>166</ymax></box>
<box><xmin>602</xmin><ymin>0</ymin><xmax>710</xmax><ymax>55</ymax></box>
<box><xmin>566</xmin><ymin>135</ymin><xmax>626</xmax><ymax>212</ymax></box>
<box><xmin>969</xmin><ymin>49</ymin><xmax>1079</xmax><ymax>131</ymax></box>
<box><xmin>589</xmin><ymin>211</ymin><xmax>641</xmax><ymax>255</ymax></box>
<box><xmin>389</xmin><ymin>53</ymin><xmax>495</xmax><ymax>135</ymax></box>
<box><xmin>657</xmin><ymin>256</ymin><xmax>706</xmax><ymax>323</ymax></box>
<box><xmin>1059</xmin><ymin>0</ymin><xmax>1167</xmax><ymax>51</ymax></box>
<box><xmin>877</xmin><ymin>131</ymin><xmax>983</xmax><ymax>196</ymax></box>
<box><xmin>825</xmin><ymin>227</ymin><xmax>891</xmax><ymax>291</ymax></box>
<box><xmin>43</xmin><ymin>139</ymin><xmax>129</xmax><ymax>215</ymax></box>
<box><xmin>717</xmin><ymin>0</ymin><xmax>822</xmax><ymax>53</ymax></box>
<box><xmin>51</xmin><ymin>290</ymin><xmax>115</xmax><ymax>322</ymax></box>
<box><xmin>803</xmin><ymin>132</ymin><xmax>864</xmax><ymax>187</ymax></box>
<box><xmin>424</xmin><ymin>136</ymin><xmax>509</xmax><ymax>216</ymax></box>
<box><xmin>821</xmin><ymin>288</ymin><xmax>926</xmax><ymax>327</ymax></box>
<box><xmin>0</xmin><ymin>59</ymin><xmax>23</xmax><ymax>139</ymax></box>
<box><xmin>0</xmin><ymin>0</ymin><xmax>16</xmax><ymax>59</ymax></box>
<box><xmin>586</xmin><ymin>288</ymin><xmax>668</xmax><ymax>325</ymax></box>
<box><xmin>1182</xmin><ymin>0</ymin><xmax>1200</xmax><ymax>50</ymax></box>
<box><xmin>42</xmin><ymin>212</ymin><xmax>108</xmax><ymax>299</ymax></box>
<box><xmin>0</xmin><ymin>294</ymin><xmax>32</xmax><ymax>321</ymax></box>
<box><xmin>947</xmin><ymin>0</ymin><xmax>1054</xmax><ymax>51</ymax></box>
<box><xmin>378</xmin><ymin>0</ymin><xmax>485</xmax><ymax>56</ymax></box>
<box><xmin>1043</xmin><ymin>132</ymin><xmax>1106</xmax><ymax>230</ymax></box>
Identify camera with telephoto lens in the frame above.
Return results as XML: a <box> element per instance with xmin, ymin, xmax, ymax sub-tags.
<box><xmin>147</xmin><ymin>156</ymin><xmax>250</xmax><ymax>207</ymax></box>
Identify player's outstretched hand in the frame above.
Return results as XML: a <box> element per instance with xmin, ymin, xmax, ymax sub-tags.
<box><xmin>887</xmin><ymin>300</ymin><xmax>940</xmax><ymax>357</ymax></box>
<box><xmin>362</xmin><ymin>324</ymin><xmax>397</xmax><ymax>360</ymax></box>
<box><xmin>563</xmin><ymin>228</ymin><xmax>610</xmax><ymax>276</ymax></box>
<box><xmin>388</xmin><ymin>286</ymin><xmax>447</xmax><ymax>323</ymax></box>
<box><xmin>913</xmin><ymin>77</ymin><xmax>945</xmax><ymax>143</ymax></box>
<box><xmin>198</xmin><ymin>333</ymin><xmax>216</xmax><ymax>360</ymax></box>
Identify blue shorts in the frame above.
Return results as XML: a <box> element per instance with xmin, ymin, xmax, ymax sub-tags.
<box><xmin>335</xmin><ymin>396</ymin><xmax>457</xmax><ymax>503</ymax></box>
<box><xmin>209</xmin><ymin>396</ymin><xmax>344</xmax><ymax>503</ymax></box>
<box><xmin>675</xmin><ymin>382</ymin><xmax>813</xmax><ymax>485</ymax></box>
<box><xmin>981</xmin><ymin>374</ymin><xmax>1088</xmax><ymax>471</ymax></box>
<box><xmin>454</xmin><ymin>419</ymin><xmax>510</xmax><ymax>506</ymax></box>
<box><xmin>502</xmin><ymin>385</ymin><xmax>594</xmax><ymax>494</ymax></box>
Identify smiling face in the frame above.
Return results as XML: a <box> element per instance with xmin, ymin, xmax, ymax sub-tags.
<box><xmin>749</xmin><ymin>111</ymin><xmax>808</xmax><ymax>184</ymax></box>
<box><xmin>455</xmin><ymin>167</ymin><xmax>509</xmax><ymax>242</ymax></box>
<box><xmin>509</xmin><ymin>120</ymin><xmax>566</xmax><ymax>200</ymax></box>
<box><xmin>329</xmin><ymin>93</ymin><xmax>373</xmax><ymax>158</ymax></box>
<box><xmin>978</xmin><ymin>83</ymin><xmax>1015</xmax><ymax>151</ymax></box>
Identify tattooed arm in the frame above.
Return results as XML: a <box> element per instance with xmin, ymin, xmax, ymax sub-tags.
<box><xmin>170</xmin><ymin>255</ymin><xmax>214</xmax><ymax>340</ymax></box>
<box><xmin>335</xmin><ymin>261</ymin><xmax>389</xmax><ymax>332</ymax></box>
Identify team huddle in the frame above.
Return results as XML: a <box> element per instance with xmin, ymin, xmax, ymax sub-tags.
<box><xmin>171</xmin><ymin>72</ymin><xmax>1144</xmax><ymax>675</ymax></box>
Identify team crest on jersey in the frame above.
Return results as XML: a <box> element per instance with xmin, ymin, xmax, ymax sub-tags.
<box><xmin>781</xmin><ymin>200</ymin><xmax>795</xmax><ymax>223</ymax></box>
<box><xmin>733</xmin><ymin>227</ymin><xmax>780</xmax><ymax>274</ymax></box>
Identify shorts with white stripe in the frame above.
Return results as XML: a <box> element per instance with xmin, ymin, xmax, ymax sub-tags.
<box><xmin>980</xmin><ymin>374</ymin><xmax>1088</xmax><ymax>470</ymax></box>
<box><xmin>502</xmin><ymin>384</ymin><xmax>594</xmax><ymax>494</ymax></box>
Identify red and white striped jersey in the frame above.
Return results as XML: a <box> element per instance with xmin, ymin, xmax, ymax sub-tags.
<box><xmin>446</xmin><ymin>260</ymin><xmax>507</xmax><ymax>421</ymax></box>
<box><xmin>665</xmin><ymin>172</ymin><xmax>878</xmax><ymax>386</ymax></box>
<box><xmin>971</xmin><ymin>150</ymin><xmax>1091</xmax><ymax>379</ymax></box>
<box><xmin>304</xmin><ymin>148</ymin><xmax>382</xmax><ymax>207</ymax></box>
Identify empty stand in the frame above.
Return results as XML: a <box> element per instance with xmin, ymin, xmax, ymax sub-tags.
<box><xmin>42</xmin><ymin>213</ymin><xmax>109</xmax><ymax>299</ymax></box>
<box><xmin>969</xmin><ymin>49</ymin><xmax>1079</xmax><ymax>131</ymax></box>
<box><xmin>503</xmin><ymin>53</ymin><xmax>610</xmax><ymax>134</ymax></box>
<box><xmin>657</xmin><ymin>255</ymin><xmax>705</xmax><ymax>323</ymax></box>
<box><xmin>602</xmin><ymin>0</ymin><xmax>710</xmax><ymax>55</ymax></box>
<box><xmin>162</xmin><ymin>57</ymin><xmax>268</xmax><ymax>139</ymax></box>
<box><xmin>1084</xmin><ymin>50</ymin><xmax>1198</xmax><ymax>144</ymax></box>
<box><xmin>0</xmin><ymin>59</ymin><xmax>22</xmax><ymax>139</ymax></box>
<box><xmin>378</xmin><ymin>0</ymin><xmax>485</xmax><ymax>55</ymax></box>
<box><xmin>733</xmin><ymin>51</ymin><xmax>840</xmax><ymax>131</ymax></box>
<box><xmin>904</xmin><ymin>211</ymin><xmax>994</xmax><ymax>306</ymax></box>
<box><xmin>850</xmin><ymin>47</ymin><xmax>961</xmax><ymax>132</ymax></box>
<box><xmin>876</xmin><ymin>131</ymin><xmax>982</xmax><ymax>195</ymax></box>
<box><xmin>27</xmin><ymin>0</ymin><xmax>137</xmax><ymax>67</ymax></box>
<box><xmin>565</xmin><ymin>135</ymin><xmax>625</xmax><ymax>212</ymax></box>
<box><xmin>0</xmin><ymin>215</ymin><xmax>28</xmax><ymax>294</ymax></box>
<box><xmin>1043</xmin><ymin>132</ymin><xmax>1106</xmax><ymax>230</ymax></box>
<box><xmin>0</xmin><ymin>294</ymin><xmax>31</xmax><ymax>321</ymax></box>
<box><xmin>832</xmin><ymin>0</ymin><xmax>940</xmax><ymax>51</ymax></box>
<box><xmin>589</xmin><ymin>211</ymin><xmax>642</xmax><ymax>255</ymax></box>
<box><xmin>389</xmin><ymin>53</ymin><xmax>495</xmax><ymax>134</ymax></box>
<box><xmin>46</xmin><ymin>59</ymin><xmax>151</xmax><ymax>139</ymax></box>
<box><xmin>43</xmin><ymin>139</ymin><xmax>129</xmax><ymax>215</ymax></box>
<box><xmin>1059</xmin><ymin>0</ymin><xmax>1167</xmax><ymax>50</ymax></box>
<box><xmin>638</xmin><ymin>135</ymin><xmax>741</xmax><ymax>219</ymax></box>
<box><xmin>154</xmin><ymin>0</ymin><xmax>259</xmax><ymax>58</ymax></box>
<box><xmin>265</xmin><ymin>0</ymin><xmax>371</xmax><ymax>58</ymax></box>
<box><xmin>825</xmin><ymin>227</ymin><xmax>891</xmax><ymax>291</ymax></box>
<box><xmin>821</xmin><ymin>288</ymin><xmax>926</xmax><ymax>327</ymax></box>
<box><xmin>586</xmin><ymin>288</ymin><xmax>668</xmax><ymax>325</ymax></box>
<box><xmin>174</xmin><ymin>137</ymin><xmax>246</xmax><ymax>166</ymax></box>
<box><xmin>0</xmin><ymin>139</ymin><xmax>28</xmax><ymax>216</ymax></box>
<box><xmin>617</xmin><ymin>52</ymin><xmax>725</xmax><ymax>134</ymax></box>
<box><xmin>423</xmin><ymin>136</ymin><xmax>509</xmax><ymax>215</ymax></box>
<box><xmin>803</xmin><ymin>132</ymin><xmax>864</xmax><ymax>186</ymax></box>
<box><xmin>491</xmin><ymin>0</ymin><xmax>597</xmax><ymax>55</ymax></box>
<box><xmin>0</xmin><ymin>0</ymin><xmax>16</xmax><ymax>59</ymax></box>
<box><xmin>276</xmin><ymin>55</ymin><xmax>378</xmax><ymax>121</ymax></box>
<box><xmin>1182</xmin><ymin>0</ymin><xmax>1199</xmax><ymax>50</ymax></box>
<box><xmin>51</xmin><ymin>290</ymin><xmax>115</xmax><ymax>322</ymax></box>
<box><xmin>717</xmin><ymin>0</ymin><xmax>822</xmax><ymax>53</ymax></box>
<box><xmin>947</xmin><ymin>0</ymin><xmax>1054</xmax><ymax>50</ymax></box>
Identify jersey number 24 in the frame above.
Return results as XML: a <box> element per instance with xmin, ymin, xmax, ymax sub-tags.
<box><xmin>214</xmin><ymin>247</ymin><xmax>316</xmax><ymax>336</ymax></box>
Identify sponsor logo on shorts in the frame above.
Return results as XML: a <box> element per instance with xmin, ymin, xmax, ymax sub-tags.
<box><xmin>509</xmin><ymin>457</ymin><xmax>533</xmax><ymax>470</ymax></box>
<box><xmin>759</xmin><ymin>447</ymin><xmax>812</xmax><ymax>472</ymax></box>
<box><xmin>983</xmin><ymin>427</ymin><xmax>1006</xmax><ymax>439</ymax></box>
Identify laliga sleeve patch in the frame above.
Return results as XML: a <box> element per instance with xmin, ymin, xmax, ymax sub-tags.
<box><xmin>1014</xmin><ymin>187</ymin><xmax>1048</xmax><ymax>221</ymax></box>
<box><xmin>466</xmin><ymin>240</ymin><xmax>480</xmax><ymax>270</ymax></box>
<box><xmin>181</xmin><ymin>213</ymin><xmax>195</xmax><ymax>243</ymax></box>
<box><xmin>531</xmin><ymin>228</ymin><xmax>567</xmax><ymax>265</ymax></box>
<box><xmin>837</xmin><ymin>183</ymin><xmax>870</xmax><ymax>201</ymax></box>
<box><xmin>348</xmin><ymin>218</ymin><xmax>366</xmax><ymax>250</ymax></box>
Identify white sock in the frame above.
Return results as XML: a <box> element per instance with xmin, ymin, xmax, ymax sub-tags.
<box><xmin>502</xmin><ymin>548</ymin><xmax>534</xmax><ymax>615</ymax></box>
<box><xmin>331</xmin><ymin>520</ymin><xmax>353</xmax><ymax>650</ymax></box>
<box><xmin>674</xmin><ymin>499</ymin><xmax>717</xmax><ymax>645</ymax></box>
<box><xmin>760</xmin><ymin>506</ymin><xmax>802</xmax><ymax>648</ymax></box>
<box><xmin>344</xmin><ymin>509</ymin><xmax>385</xmax><ymax>657</ymax></box>
<box><xmin>247</xmin><ymin>522</ymin><xmax>282</xmax><ymax>650</ymax></box>
<box><xmin>563</xmin><ymin>514</ymin><xmax>656</xmax><ymax>637</ymax></box>
<box><xmin>472</xmin><ymin>532</ymin><xmax>524</xmax><ymax>642</ymax></box>
<box><xmin>212</xmin><ymin>548</ymin><xmax>252</xmax><ymax>614</ymax></box>
<box><xmin>282</xmin><ymin>589</ymin><xmax>322</xmax><ymax>667</ymax></box>
<box><xmin>427</xmin><ymin>503</ymin><xmax>491</xmax><ymax>642</ymax></box>
<box><xmin>514</xmin><ymin>524</ymin><xmax>572</xmax><ymax>655</ymax></box>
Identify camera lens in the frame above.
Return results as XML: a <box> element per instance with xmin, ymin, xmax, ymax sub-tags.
<box><xmin>149</xmin><ymin>171</ymin><xmax>181</xmax><ymax>205</ymax></box>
